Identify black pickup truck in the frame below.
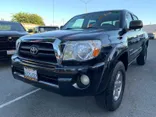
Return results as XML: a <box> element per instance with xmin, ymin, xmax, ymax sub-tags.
<box><xmin>11</xmin><ymin>10</ymin><xmax>149</xmax><ymax>111</ymax></box>
<box><xmin>0</xmin><ymin>21</ymin><xmax>28</xmax><ymax>60</ymax></box>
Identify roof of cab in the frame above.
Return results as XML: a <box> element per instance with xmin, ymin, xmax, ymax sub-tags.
<box><xmin>0</xmin><ymin>21</ymin><xmax>21</xmax><ymax>24</ymax></box>
<box><xmin>78</xmin><ymin>9</ymin><xmax>127</xmax><ymax>16</ymax></box>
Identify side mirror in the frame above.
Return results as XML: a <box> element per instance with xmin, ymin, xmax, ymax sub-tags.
<box><xmin>28</xmin><ymin>29</ymin><xmax>33</xmax><ymax>33</ymax></box>
<box><xmin>129</xmin><ymin>20</ymin><xmax>143</xmax><ymax>30</ymax></box>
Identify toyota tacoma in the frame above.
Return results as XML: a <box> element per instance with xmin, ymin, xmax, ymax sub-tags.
<box><xmin>0</xmin><ymin>21</ymin><xmax>28</xmax><ymax>60</ymax></box>
<box><xmin>11</xmin><ymin>10</ymin><xmax>149</xmax><ymax>111</ymax></box>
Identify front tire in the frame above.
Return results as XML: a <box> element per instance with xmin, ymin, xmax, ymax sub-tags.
<box><xmin>95</xmin><ymin>61</ymin><xmax>126</xmax><ymax>111</ymax></box>
<box><xmin>137</xmin><ymin>45</ymin><xmax>147</xmax><ymax>65</ymax></box>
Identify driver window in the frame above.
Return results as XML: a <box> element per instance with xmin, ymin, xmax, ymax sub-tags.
<box><xmin>125</xmin><ymin>13</ymin><xmax>133</xmax><ymax>29</ymax></box>
<box><xmin>132</xmin><ymin>15</ymin><xmax>138</xmax><ymax>21</ymax></box>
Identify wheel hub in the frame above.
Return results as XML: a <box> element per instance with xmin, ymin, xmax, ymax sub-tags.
<box><xmin>113</xmin><ymin>71</ymin><xmax>123</xmax><ymax>101</ymax></box>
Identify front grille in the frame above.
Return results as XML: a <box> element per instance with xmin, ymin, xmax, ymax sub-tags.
<box><xmin>19</xmin><ymin>42</ymin><xmax>57</xmax><ymax>63</ymax></box>
<box><xmin>0</xmin><ymin>36</ymin><xmax>19</xmax><ymax>50</ymax></box>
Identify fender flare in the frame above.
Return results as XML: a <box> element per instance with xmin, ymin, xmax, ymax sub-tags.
<box><xmin>95</xmin><ymin>45</ymin><xmax>128</xmax><ymax>94</ymax></box>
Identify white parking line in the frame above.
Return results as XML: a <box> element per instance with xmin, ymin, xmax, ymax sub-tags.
<box><xmin>0</xmin><ymin>88</ymin><xmax>41</xmax><ymax>109</ymax></box>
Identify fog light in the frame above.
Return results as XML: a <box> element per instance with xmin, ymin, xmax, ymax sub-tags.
<box><xmin>80</xmin><ymin>75</ymin><xmax>90</xmax><ymax>86</ymax></box>
<box><xmin>73</xmin><ymin>75</ymin><xmax>90</xmax><ymax>89</ymax></box>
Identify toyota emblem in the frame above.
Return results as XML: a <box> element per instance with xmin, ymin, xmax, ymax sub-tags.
<box><xmin>30</xmin><ymin>46</ymin><xmax>38</xmax><ymax>55</ymax></box>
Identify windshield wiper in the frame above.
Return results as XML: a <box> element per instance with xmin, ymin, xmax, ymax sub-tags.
<box><xmin>84</xmin><ymin>26</ymin><xmax>98</xmax><ymax>29</ymax></box>
<box><xmin>65</xmin><ymin>28</ymin><xmax>82</xmax><ymax>30</ymax></box>
<box><xmin>65</xmin><ymin>27</ymin><xmax>98</xmax><ymax>30</ymax></box>
<box><xmin>65</xmin><ymin>28</ymin><xmax>74</xmax><ymax>30</ymax></box>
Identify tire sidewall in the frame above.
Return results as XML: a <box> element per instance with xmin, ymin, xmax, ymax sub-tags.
<box><xmin>105</xmin><ymin>61</ymin><xmax>126</xmax><ymax>111</ymax></box>
<box><xmin>137</xmin><ymin>44</ymin><xmax>147</xmax><ymax>65</ymax></box>
<box><xmin>144</xmin><ymin>45</ymin><xmax>147</xmax><ymax>62</ymax></box>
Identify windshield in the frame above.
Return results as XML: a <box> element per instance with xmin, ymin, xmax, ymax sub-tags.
<box><xmin>63</xmin><ymin>11</ymin><xmax>121</xmax><ymax>30</ymax></box>
<box><xmin>39</xmin><ymin>27</ymin><xmax>59</xmax><ymax>32</ymax></box>
<box><xmin>0</xmin><ymin>22</ymin><xmax>25</xmax><ymax>31</ymax></box>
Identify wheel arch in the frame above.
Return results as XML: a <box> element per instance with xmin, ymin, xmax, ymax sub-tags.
<box><xmin>116</xmin><ymin>51</ymin><xmax>128</xmax><ymax>71</ymax></box>
<box><xmin>96</xmin><ymin>47</ymin><xmax>128</xmax><ymax>94</ymax></box>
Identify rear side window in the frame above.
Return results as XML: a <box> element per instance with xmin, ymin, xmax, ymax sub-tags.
<box><xmin>125</xmin><ymin>13</ymin><xmax>133</xmax><ymax>28</ymax></box>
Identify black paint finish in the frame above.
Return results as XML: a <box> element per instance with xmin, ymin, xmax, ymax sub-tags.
<box><xmin>11</xmin><ymin>10</ymin><xmax>149</xmax><ymax>96</ymax></box>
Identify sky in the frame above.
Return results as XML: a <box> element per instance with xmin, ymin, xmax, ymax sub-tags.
<box><xmin>0</xmin><ymin>0</ymin><xmax>155</xmax><ymax>26</ymax></box>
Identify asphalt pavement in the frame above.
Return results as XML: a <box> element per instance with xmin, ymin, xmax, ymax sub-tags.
<box><xmin>0</xmin><ymin>40</ymin><xmax>156</xmax><ymax>117</ymax></box>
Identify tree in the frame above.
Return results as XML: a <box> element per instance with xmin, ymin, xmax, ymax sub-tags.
<box><xmin>12</xmin><ymin>12</ymin><xmax>45</xmax><ymax>25</ymax></box>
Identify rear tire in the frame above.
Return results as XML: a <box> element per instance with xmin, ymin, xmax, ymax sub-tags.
<box><xmin>137</xmin><ymin>45</ymin><xmax>147</xmax><ymax>65</ymax></box>
<box><xmin>95</xmin><ymin>61</ymin><xmax>126</xmax><ymax>111</ymax></box>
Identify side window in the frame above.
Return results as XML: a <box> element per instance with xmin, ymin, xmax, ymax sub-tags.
<box><xmin>113</xmin><ymin>20</ymin><xmax>120</xmax><ymax>27</ymax></box>
<box><xmin>132</xmin><ymin>15</ymin><xmax>138</xmax><ymax>21</ymax></box>
<box><xmin>72</xmin><ymin>19</ymin><xmax>84</xmax><ymax>28</ymax></box>
<box><xmin>125</xmin><ymin>13</ymin><xmax>133</xmax><ymax>29</ymax></box>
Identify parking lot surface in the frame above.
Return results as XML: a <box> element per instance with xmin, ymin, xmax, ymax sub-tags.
<box><xmin>0</xmin><ymin>40</ymin><xmax>156</xmax><ymax>117</ymax></box>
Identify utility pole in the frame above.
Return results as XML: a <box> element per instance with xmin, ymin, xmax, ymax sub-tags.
<box><xmin>53</xmin><ymin>0</ymin><xmax>55</xmax><ymax>26</ymax></box>
<box><xmin>79</xmin><ymin>0</ymin><xmax>92</xmax><ymax>13</ymax></box>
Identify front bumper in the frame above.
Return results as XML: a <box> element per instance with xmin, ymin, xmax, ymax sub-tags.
<box><xmin>11</xmin><ymin>55</ymin><xmax>106</xmax><ymax>96</ymax></box>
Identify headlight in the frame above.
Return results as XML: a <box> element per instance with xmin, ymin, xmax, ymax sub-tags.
<box><xmin>63</xmin><ymin>40</ymin><xmax>101</xmax><ymax>61</ymax></box>
<box><xmin>16</xmin><ymin>39</ymin><xmax>21</xmax><ymax>51</ymax></box>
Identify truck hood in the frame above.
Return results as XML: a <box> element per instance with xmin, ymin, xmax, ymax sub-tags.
<box><xmin>21</xmin><ymin>29</ymin><xmax>121</xmax><ymax>45</ymax></box>
<box><xmin>0</xmin><ymin>31</ymin><xmax>28</xmax><ymax>36</ymax></box>
<box><xmin>22</xmin><ymin>29</ymin><xmax>109</xmax><ymax>41</ymax></box>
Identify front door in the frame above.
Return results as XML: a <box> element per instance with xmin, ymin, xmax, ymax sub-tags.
<box><xmin>124</xmin><ymin>12</ymin><xmax>140</xmax><ymax>63</ymax></box>
<box><xmin>127</xmin><ymin>30</ymin><xmax>141</xmax><ymax>63</ymax></box>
